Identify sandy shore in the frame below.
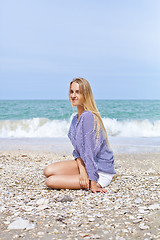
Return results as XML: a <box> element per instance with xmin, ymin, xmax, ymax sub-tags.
<box><xmin>0</xmin><ymin>151</ymin><xmax>160</xmax><ymax>240</ymax></box>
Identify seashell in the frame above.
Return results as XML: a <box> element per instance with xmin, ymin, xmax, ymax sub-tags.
<box><xmin>87</xmin><ymin>216</ymin><xmax>95</xmax><ymax>222</ymax></box>
<box><xmin>139</xmin><ymin>223</ymin><xmax>150</xmax><ymax>230</ymax></box>
<box><xmin>8</xmin><ymin>217</ymin><xmax>35</xmax><ymax>230</ymax></box>
<box><xmin>37</xmin><ymin>232</ymin><xmax>45</xmax><ymax>236</ymax></box>
<box><xmin>24</xmin><ymin>206</ymin><xmax>34</xmax><ymax>212</ymax></box>
<box><xmin>96</xmin><ymin>213</ymin><xmax>103</xmax><ymax>218</ymax></box>
<box><xmin>90</xmin><ymin>234</ymin><xmax>101</xmax><ymax>239</ymax></box>
<box><xmin>148</xmin><ymin>203</ymin><xmax>160</xmax><ymax>210</ymax></box>
<box><xmin>36</xmin><ymin>198</ymin><xmax>49</xmax><ymax>206</ymax></box>
<box><xmin>134</xmin><ymin>198</ymin><xmax>142</xmax><ymax>204</ymax></box>
<box><xmin>37</xmin><ymin>205</ymin><xmax>48</xmax><ymax>210</ymax></box>
<box><xmin>133</xmin><ymin>218</ymin><xmax>143</xmax><ymax>223</ymax></box>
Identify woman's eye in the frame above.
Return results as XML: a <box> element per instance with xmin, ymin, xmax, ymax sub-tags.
<box><xmin>70</xmin><ymin>90</ymin><xmax>80</xmax><ymax>94</ymax></box>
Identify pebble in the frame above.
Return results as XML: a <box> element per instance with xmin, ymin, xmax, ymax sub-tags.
<box><xmin>0</xmin><ymin>152</ymin><xmax>160</xmax><ymax>240</ymax></box>
<box><xmin>56</xmin><ymin>195</ymin><xmax>73</xmax><ymax>202</ymax></box>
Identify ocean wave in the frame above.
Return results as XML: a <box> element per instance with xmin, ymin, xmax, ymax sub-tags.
<box><xmin>103</xmin><ymin>118</ymin><xmax>160</xmax><ymax>137</ymax></box>
<box><xmin>0</xmin><ymin>117</ymin><xmax>160</xmax><ymax>138</ymax></box>
<box><xmin>0</xmin><ymin>118</ymin><xmax>71</xmax><ymax>138</ymax></box>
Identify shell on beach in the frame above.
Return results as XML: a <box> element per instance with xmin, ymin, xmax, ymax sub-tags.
<box><xmin>8</xmin><ymin>217</ymin><xmax>35</xmax><ymax>230</ymax></box>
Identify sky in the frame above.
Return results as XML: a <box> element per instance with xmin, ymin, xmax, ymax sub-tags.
<box><xmin>0</xmin><ymin>0</ymin><xmax>160</xmax><ymax>100</ymax></box>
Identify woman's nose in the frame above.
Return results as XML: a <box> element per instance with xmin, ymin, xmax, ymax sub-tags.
<box><xmin>72</xmin><ymin>91</ymin><xmax>76</xmax><ymax>97</ymax></box>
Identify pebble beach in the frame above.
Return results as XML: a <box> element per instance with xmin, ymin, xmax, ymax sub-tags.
<box><xmin>0</xmin><ymin>150</ymin><xmax>160</xmax><ymax>240</ymax></box>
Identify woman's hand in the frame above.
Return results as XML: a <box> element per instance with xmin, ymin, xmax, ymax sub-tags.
<box><xmin>76</xmin><ymin>158</ymin><xmax>89</xmax><ymax>189</ymax></box>
<box><xmin>90</xmin><ymin>180</ymin><xmax>107</xmax><ymax>193</ymax></box>
<box><xmin>79</xmin><ymin>169</ymin><xmax>89</xmax><ymax>189</ymax></box>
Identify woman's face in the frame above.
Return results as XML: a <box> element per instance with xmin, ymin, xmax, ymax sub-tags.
<box><xmin>70</xmin><ymin>82</ymin><xmax>84</xmax><ymax>107</ymax></box>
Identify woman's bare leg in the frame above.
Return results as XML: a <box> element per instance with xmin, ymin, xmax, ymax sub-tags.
<box><xmin>44</xmin><ymin>160</ymin><xmax>79</xmax><ymax>177</ymax></box>
<box><xmin>44</xmin><ymin>160</ymin><xmax>83</xmax><ymax>190</ymax></box>
<box><xmin>44</xmin><ymin>160</ymin><xmax>104</xmax><ymax>191</ymax></box>
<box><xmin>45</xmin><ymin>174</ymin><xmax>82</xmax><ymax>189</ymax></box>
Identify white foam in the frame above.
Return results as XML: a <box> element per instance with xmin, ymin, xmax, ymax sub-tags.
<box><xmin>0</xmin><ymin>117</ymin><xmax>160</xmax><ymax>138</ymax></box>
<box><xmin>0</xmin><ymin>118</ymin><xmax>71</xmax><ymax>138</ymax></box>
<box><xmin>103</xmin><ymin>118</ymin><xmax>160</xmax><ymax>138</ymax></box>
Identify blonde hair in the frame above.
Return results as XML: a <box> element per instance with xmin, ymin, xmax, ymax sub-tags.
<box><xmin>69</xmin><ymin>77</ymin><xmax>110</xmax><ymax>146</ymax></box>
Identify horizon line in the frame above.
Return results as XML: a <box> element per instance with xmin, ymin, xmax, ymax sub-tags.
<box><xmin>0</xmin><ymin>98</ymin><xmax>160</xmax><ymax>101</ymax></box>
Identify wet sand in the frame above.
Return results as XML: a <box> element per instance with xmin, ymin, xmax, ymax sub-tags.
<box><xmin>0</xmin><ymin>150</ymin><xmax>160</xmax><ymax>240</ymax></box>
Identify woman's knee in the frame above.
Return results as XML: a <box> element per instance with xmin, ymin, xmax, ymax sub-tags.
<box><xmin>45</xmin><ymin>177</ymin><xmax>53</xmax><ymax>188</ymax></box>
<box><xmin>43</xmin><ymin>165</ymin><xmax>54</xmax><ymax>177</ymax></box>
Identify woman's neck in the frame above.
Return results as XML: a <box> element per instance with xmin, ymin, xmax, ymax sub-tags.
<box><xmin>77</xmin><ymin>105</ymin><xmax>85</xmax><ymax>119</ymax></box>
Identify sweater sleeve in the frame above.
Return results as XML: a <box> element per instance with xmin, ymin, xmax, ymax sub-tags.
<box><xmin>68</xmin><ymin>115</ymin><xmax>80</xmax><ymax>160</ymax></box>
<box><xmin>72</xmin><ymin>149</ymin><xmax>80</xmax><ymax>159</ymax></box>
<box><xmin>80</xmin><ymin>112</ymin><xmax>99</xmax><ymax>182</ymax></box>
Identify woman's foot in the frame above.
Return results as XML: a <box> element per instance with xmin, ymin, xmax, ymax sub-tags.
<box><xmin>90</xmin><ymin>181</ymin><xmax>107</xmax><ymax>193</ymax></box>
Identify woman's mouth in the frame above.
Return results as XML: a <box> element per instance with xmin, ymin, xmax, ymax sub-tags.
<box><xmin>72</xmin><ymin>99</ymin><xmax>77</xmax><ymax>102</ymax></box>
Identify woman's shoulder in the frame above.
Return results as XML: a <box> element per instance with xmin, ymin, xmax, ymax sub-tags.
<box><xmin>81</xmin><ymin>111</ymin><xmax>95</xmax><ymax>130</ymax></box>
<box><xmin>70</xmin><ymin>113</ymin><xmax>78</xmax><ymax>126</ymax></box>
<box><xmin>81</xmin><ymin>110</ymin><xmax>94</xmax><ymax>120</ymax></box>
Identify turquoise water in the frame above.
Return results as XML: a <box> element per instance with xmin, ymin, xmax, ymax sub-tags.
<box><xmin>0</xmin><ymin>100</ymin><xmax>160</xmax><ymax>138</ymax></box>
<box><xmin>0</xmin><ymin>100</ymin><xmax>72</xmax><ymax>121</ymax></box>
<box><xmin>1</xmin><ymin>100</ymin><xmax>160</xmax><ymax>121</ymax></box>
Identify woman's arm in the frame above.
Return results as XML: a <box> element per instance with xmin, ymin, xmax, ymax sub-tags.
<box><xmin>76</xmin><ymin>157</ymin><xmax>89</xmax><ymax>189</ymax></box>
<box><xmin>80</xmin><ymin>112</ymin><xmax>99</xmax><ymax>182</ymax></box>
<box><xmin>79</xmin><ymin>112</ymin><xmax>108</xmax><ymax>193</ymax></box>
<box><xmin>76</xmin><ymin>158</ymin><xmax>107</xmax><ymax>193</ymax></box>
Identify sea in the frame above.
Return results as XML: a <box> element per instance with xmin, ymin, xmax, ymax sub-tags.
<box><xmin>0</xmin><ymin>100</ymin><xmax>160</xmax><ymax>153</ymax></box>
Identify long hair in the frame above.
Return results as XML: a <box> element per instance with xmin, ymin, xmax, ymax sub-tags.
<box><xmin>69</xmin><ymin>77</ymin><xmax>109</xmax><ymax>146</ymax></box>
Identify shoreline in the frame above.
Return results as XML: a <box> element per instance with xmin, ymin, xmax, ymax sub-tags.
<box><xmin>0</xmin><ymin>137</ymin><xmax>160</xmax><ymax>154</ymax></box>
<box><xmin>0</xmin><ymin>151</ymin><xmax>160</xmax><ymax>239</ymax></box>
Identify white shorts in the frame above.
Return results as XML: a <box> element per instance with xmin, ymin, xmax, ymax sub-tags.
<box><xmin>97</xmin><ymin>171</ymin><xmax>114</xmax><ymax>188</ymax></box>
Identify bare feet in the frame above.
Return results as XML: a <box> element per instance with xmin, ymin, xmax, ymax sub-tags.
<box><xmin>90</xmin><ymin>181</ymin><xmax>107</xmax><ymax>193</ymax></box>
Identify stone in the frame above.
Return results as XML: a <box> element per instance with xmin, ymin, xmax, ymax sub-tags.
<box><xmin>56</xmin><ymin>195</ymin><xmax>73</xmax><ymax>203</ymax></box>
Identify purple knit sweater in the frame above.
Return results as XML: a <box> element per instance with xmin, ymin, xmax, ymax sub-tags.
<box><xmin>68</xmin><ymin>110</ymin><xmax>116</xmax><ymax>182</ymax></box>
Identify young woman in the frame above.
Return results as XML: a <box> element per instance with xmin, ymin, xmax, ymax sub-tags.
<box><xmin>44</xmin><ymin>78</ymin><xmax>116</xmax><ymax>193</ymax></box>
